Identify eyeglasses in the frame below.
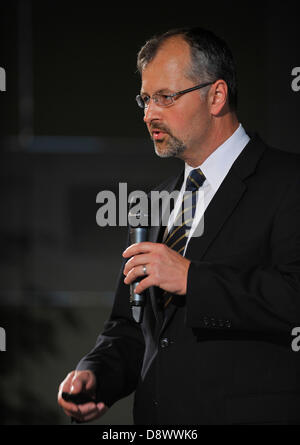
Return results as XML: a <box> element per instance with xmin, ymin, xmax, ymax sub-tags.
<box><xmin>136</xmin><ymin>81</ymin><xmax>215</xmax><ymax>110</ymax></box>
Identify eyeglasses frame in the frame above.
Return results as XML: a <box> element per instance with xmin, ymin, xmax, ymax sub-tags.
<box><xmin>136</xmin><ymin>80</ymin><xmax>216</xmax><ymax>109</ymax></box>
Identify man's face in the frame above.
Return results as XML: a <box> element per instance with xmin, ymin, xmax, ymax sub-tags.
<box><xmin>140</xmin><ymin>36</ymin><xmax>211</xmax><ymax>161</ymax></box>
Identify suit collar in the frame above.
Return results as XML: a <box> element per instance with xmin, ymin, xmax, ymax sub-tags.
<box><xmin>231</xmin><ymin>132</ymin><xmax>267</xmax><ymax>180</ymax></box>
<box><xmin>185</xmin><ymin>133</ymin><xmax>267</xmax><ymax>260</ymax></box>
<box><xmin>185</xmin><ymin>123</ymin><xmax>250</xmax><ymax>193</ymax></box>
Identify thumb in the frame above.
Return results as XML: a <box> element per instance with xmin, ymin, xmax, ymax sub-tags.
<box><xmin>70</xmin><ymin>372</ymin><xmax>88</xmax><ymax>394</ymax></box>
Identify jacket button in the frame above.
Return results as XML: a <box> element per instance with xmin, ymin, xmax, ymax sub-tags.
<box><xmin>153</xmin><ymin>400</ymin><xmax>158</xmax><ymax>406</ymax></box>
<box><xmin>160</xmin><ymin>338</ymin><xmax>169</xmax><ymax>348</ymax></box>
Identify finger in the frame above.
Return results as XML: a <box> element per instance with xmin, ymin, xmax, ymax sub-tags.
<box><xmin>64</xmin><ymin>402</ymin><xmax>97</xmax><ymax>422</ymax></box>
<box><xmin>71</xmin><ymin>403</ymin><xmax>107</xmax><ymax>423</ymax></box>
<box><xmin>58</xmin><ymin>371</ymin><xmax>75</xmax><ymax>399</ymax></box>
<box><xmin>97</xmin><ymin>402</ymin><xmax>108</xmax><ymax>411</ymax></box>
<box><xmin>58</xmin><ymin>372</ymin><xmax>79</xmax><ymax>412</ymax></box>
<box><xmin>63</xmin><ymin>406</ymin><xmax>81</xmax><ymax>419</ymax></box>
<box><xmin>67</xmin><ymin>409</ymin><xmax>84</xmax><ymax>422</ymax></box>
<box><xmin>124</xmin><ymin>264</ymin><xmax>151</xmax><ymax>285</ymax></box>
<box><xmin>61</xmin><ymin>401</ymin><xmax>81</xmax><ymax>417</ymax></box>
<box><xmin>123</xmin><ymin>253</ymin><xmax>151</xmax><ymax>275</ymax></box>
<box><xmin>77</xmin><ymin>401</ymin><xmax>98</xmax><ymax>416</ymax></box>
<box><xmin>58</xmin><ymin>371</ymin><xmax>95</xmax><ymax>413</ymax></box>
<box><xmin>70</xmin><ymin>370</ymin><xmax>96</xmax><ymax>395</ymax></box>
<box><xmin>70</xmin><ymin>372</ymin><xmax>87</xmax><ymax>394</ymax></box>
<box><xmin>84</xmin><ymin>371</ymin><xmax>97</xmax><ymax>392</ymax></box>
<box><xmin>79</xmin><ymin>403</ymin><xmax>108</xmax><ymax>423</ymax></box>
<box><xmin>122</xmin><ymin>242</ymin><xmax>156</xmax><ymax>258</ymax></box>
<box><xmin>133</xmin><ymin>275</ymin><xmax>155</xmax><ymax>294</ymax></box>
<box><xmin>59</xmin><ymin>398</ymin><xmax>81</xmax><ymax>413</ymax></box>
<box><xmin>80</xmin><ymin>410</ymin><xmax>104</xmax><ymax>422</ymax></box>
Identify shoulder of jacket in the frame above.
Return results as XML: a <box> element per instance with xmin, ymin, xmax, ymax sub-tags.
<box><xmin>263</xmin><ymin>144</ymin><xmax>300</xmax><ymax>172</ymax></box>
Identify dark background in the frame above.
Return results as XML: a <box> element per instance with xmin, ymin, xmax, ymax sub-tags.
<box><xmin>0</xmin><ymin>0</ymin><xmax>299</xmax><ymax>424</ymax></box>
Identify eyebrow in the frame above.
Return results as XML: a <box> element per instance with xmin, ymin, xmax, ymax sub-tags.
<box><xmin>140</xmin><ymin>88</ymin><xmax>173</xmax><ymax>96</ymax></box>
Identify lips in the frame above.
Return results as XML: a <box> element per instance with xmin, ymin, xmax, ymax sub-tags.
<box><xmin>151</xmin><ymin>127</ymin><xmax>169</xmax><ymax>140</ymax></box>
<box><xmin>152</xmin><ymin>130</ymin><xmax>166</xmax><ymax>140</ymax></box>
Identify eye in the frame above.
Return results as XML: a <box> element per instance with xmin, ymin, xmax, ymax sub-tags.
<box><xmin>158</xmin><ymin>94</ymin><xmax>173</xmax><ymax>106</ymax></box>
<box><xmin>142</xmin><ymin>95</ymin><xmax>150</xmax><ymax>105</ymax></box>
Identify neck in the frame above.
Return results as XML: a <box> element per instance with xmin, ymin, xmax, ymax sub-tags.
<box><xmin>182</xmin><ymin>112</ymin><xmax>239</xmax><ymax>167</ymax></box>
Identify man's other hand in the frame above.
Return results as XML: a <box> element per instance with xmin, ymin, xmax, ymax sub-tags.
<box><xmin>57</xmin><ymin>370</ymin><xmax>108</xmax><ymax>423</ymax></box>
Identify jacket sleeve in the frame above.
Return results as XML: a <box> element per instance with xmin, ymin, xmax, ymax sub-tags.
<box><xmin>76</xmin><ymin>255</ymin><xmax>145</xmax><ymax>407</ymax></box>
<box><xmin>185</xmin><ymin>173</ymin><xmax>300</xmax><ymax>334</ymax></box>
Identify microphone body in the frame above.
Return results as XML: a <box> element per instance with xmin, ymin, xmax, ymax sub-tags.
<box><xmin>129</xmin><ymin>226</ymin><xmax>148</xmax><ymax>323</ymax></box>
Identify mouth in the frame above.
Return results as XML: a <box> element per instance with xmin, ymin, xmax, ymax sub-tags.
<box><xmin>151</xmin><ymin>129</ymin><xmax>167</xmax><ymax>140</ymax></box>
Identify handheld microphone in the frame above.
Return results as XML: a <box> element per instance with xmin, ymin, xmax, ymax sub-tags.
<box><xmin>128</xmin><ymin>203</ymin><xmax>149</xmax><ymax>324</ymax></box>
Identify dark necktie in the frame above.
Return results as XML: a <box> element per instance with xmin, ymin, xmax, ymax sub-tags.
<box><xmin>162</xmin><ymin>168</ymin><xmax>206</xmax><ymax>308</ymax></box>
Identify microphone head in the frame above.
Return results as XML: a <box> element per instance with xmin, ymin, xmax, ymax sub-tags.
<box><xmin>128</xmin><ymin>193</ymin><xmax>149</xmax><ymax>228</ymax></box>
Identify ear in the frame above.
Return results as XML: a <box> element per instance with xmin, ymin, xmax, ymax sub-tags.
<box><xmin>209</xmin><ymin>80</ymin><xmax>228</xmax><ymax>115</ymax></box>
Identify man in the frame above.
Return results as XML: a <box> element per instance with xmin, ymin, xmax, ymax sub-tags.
<box><xmin>58</xmin><ymin>27</ymin><xmax>300</xmax><ymax>424</ymax></box>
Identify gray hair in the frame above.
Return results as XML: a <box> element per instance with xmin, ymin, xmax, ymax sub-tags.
<box><xmin>137</xmin><ymin>27</ymin><xmax>238</xmax><ymax>110</ymax></box>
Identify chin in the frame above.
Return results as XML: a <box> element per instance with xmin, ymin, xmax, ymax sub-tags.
<box><xmin>154</xmin><ymin>141</ymin><xmax>187</xmax><ymax>159</ymax></box>
<box><xmin>154</xmin><ymin>144</ymin><xmax>173</xmax><ymax>158</ymax></box>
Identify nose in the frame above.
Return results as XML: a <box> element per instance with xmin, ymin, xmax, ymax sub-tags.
<box><xmin>143</xmin><ymin>99</ymin><xmax>162</xmax><ymax>125</ymax></box>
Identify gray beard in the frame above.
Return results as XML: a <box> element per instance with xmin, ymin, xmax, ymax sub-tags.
<box><xmin>154</xmin><ymin>133</ymin><xmax>187</xmax><ymax>158</ymax></box>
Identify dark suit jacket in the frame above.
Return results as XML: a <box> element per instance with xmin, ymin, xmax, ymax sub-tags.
<box><xmin>77</xmin><ymin>135</ymin><xmax>300</xmax><ymax>425</ymax></box>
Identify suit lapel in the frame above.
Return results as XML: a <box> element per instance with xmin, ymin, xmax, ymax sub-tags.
<box><xmin>187</xmin><ymin>135</ymin><xmax>267</xmax><ymax>260</ymax></box>
<box><xmin>159</xmin><ymin>135</ymin><xmax>267</xmax><ymax>333</ymax></box>
<box><xmin>185</xmin><ymin>172</ymin><xmax>246</xmax><ymax>260</ymax></box>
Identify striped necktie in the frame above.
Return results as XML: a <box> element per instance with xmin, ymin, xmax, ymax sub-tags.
<box><xmin>162</xmin><ymin>168</ymin><xmax>206</xmax><ymax>308</ymax></box>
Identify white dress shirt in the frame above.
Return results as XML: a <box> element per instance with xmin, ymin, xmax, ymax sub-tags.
<box><xmin>164</xmin><ymin>124</ymin><xmax>250</xmax><ymax>255</ymax></box>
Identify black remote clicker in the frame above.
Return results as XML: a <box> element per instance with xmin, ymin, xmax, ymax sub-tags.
<box><xmin>62</xmin><ymin>391</ymin><xmax>95</xmax><ymax>405</ymax></box>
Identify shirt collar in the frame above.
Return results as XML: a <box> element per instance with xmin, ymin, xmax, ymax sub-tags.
<box><xmin>184</xmin><ymin>124</ymin><xmax>250</xmax><ymax>192</ymax></box>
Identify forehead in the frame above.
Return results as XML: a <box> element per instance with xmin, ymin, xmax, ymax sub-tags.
<box><xmin>141</xmin><ymin>36</ymin><xmax>192</xmax><ymax>93</ymax></box>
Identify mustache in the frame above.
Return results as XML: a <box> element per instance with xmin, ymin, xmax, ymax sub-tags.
<box><xmin>150</xmin><ymin>123</ymin><xmax>171</xmax><ymax>134</ymax></box>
